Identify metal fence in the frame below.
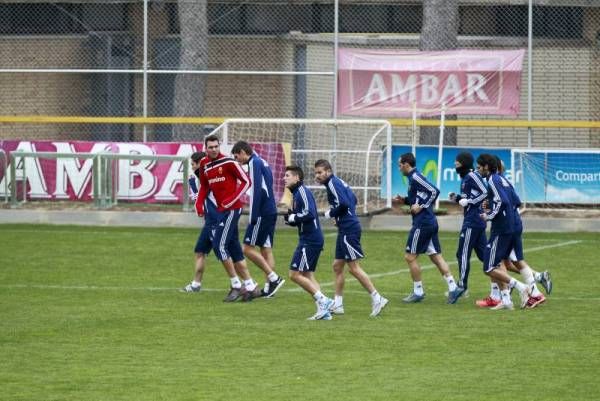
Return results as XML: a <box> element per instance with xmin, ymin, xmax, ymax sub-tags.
<box><xmin>0</xmin><ymin>0</ymin><xmax>599</xmax><ymax>148</ymax></box>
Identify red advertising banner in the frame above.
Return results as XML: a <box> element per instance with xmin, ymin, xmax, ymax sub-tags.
<box><xmin>0</xmin><ymin>140</ymin><xmax>290</xmax><ymax>203</ymax></box>
<box><xmin>337</xmin><ymin>48</ymin><xmax>525</xmax><ymax>117</ymax></box>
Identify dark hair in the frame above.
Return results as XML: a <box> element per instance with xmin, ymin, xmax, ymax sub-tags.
<box><xmin>191</xmin><ymin>151</ymin><xmax>206</xmax><ymax>163</ymax></box>
<box><xmin>285</xmin><ymin>165</ymin><xmax>304</xmax><ymax>182</ymax></box>
<box><xmin>399</xmin><ymin>152</ymin><xmax>416</xmax><ymax>167</ymax></box>
<box><xmin>231</xmin><ymin>140</ymin><xmax>253</xmax><ymax>155</ymax></box>
<box><xmin>204</xmin><ymin>134</ymin><xmax>220</xmax><ymax>146</ymax></box>
<box><xmin>314</xmin><ymin>159</ymin><xmax>332</xmax><ymax>171</ymax></box>
<box><xmin>476</xmin><ymin>153</ymin><xmax>498</xmax><ymax>173</ymax></box>
<box><xmin>494</xmin><ymin>155</ymin><xmax>504</xmax><ymax>174</ymax></box>
<box><xmin>455</xmin><ymin>151</ymin><xmax>474</xmax><ymax>170</ymax></box>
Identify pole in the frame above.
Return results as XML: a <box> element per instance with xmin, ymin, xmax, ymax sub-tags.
<box><xmin>142</xmin><ymin>0</ymin><xmax>149</xmax><ymax>142</ymax></box>
<box><xmin>435</xmin><ymin>106</ymin><xmax>445</xmax><ymax>210</ymax></box>
<box><xmin>527</xmin><ymin>0</ymin><xmax>533</xmax><ymax>148</ymax></box>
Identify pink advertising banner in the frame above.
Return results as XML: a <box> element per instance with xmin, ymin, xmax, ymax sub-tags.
<box><xmin>337</xmin><ymin>48</ymin><xmax>525</xmax><ymax>117</ymax></box>
<box><xmin>0</xmin><ymin>140</ymin><xmax>290</xmax><ymax>203</ymax></box>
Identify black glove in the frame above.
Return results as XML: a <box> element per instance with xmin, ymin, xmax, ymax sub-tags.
<box><xmin>283</xmin><ymin>209</ymin><xmax>293</xmax><ymax>225</ymax></box>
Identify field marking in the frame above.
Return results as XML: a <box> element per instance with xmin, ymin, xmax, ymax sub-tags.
<box><xmin>0</xmin><ymin>240</ymin><xmax>582</xmax><ymax>295</ymax></box>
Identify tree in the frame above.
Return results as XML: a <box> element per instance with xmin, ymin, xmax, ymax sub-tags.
<box><xmin>419</xmin><ymin>0</ymin><xmax>459</xmax><ymax>145</ymax></box>
<box><xmin>173</xmin><ymin>0</ymin><xmax>208</xmax><ymax>141</ymax></box>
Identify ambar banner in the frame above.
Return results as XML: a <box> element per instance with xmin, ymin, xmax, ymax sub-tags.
<box><xmin>338</xmin><ymin>48</ymin><xmax>525</xmax><ymax>117</ymax></box>
<box><xmin>0</xmin><ymin>140</ymin><xmax>290</xmax><ymax>203</ymax></box>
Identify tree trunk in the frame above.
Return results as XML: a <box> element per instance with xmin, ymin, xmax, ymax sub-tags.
<box><xmin>419</xmin><ymin>0</ymin><xmax>459</xmax><ymax>145</ymax></box>
<box><xmin>173</xmin><ymin>0</ymin><xmax>208</xmax><ymax>141</ymax></box>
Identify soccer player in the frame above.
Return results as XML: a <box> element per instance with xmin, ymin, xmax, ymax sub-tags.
<box><xmin>231</xmin><ymin>140</ymin><xmax>285</xmax><ymax>298</ymax></box>
<box><xmin>313</xmin><ymin>159</ymin><xmax>388</xmax><ymax>317</ymax></box>
<box><xmin>283</xmin><ymin>165</ymin><xmax>333</xmax><ymax>320</ymax></box>
<box><xmin>395</xmin><ymin>152</ymin><xmax>458</xmax><ymax>303</ymax></box>
<box><xmin>195</xmin><ymin>135</ymin><xmax>260</xmax><ymax>302</ymax></box>
<box><xmin>476</xmin><ymin>153</ymin><xmax>531</xmax><ymax>310</ymax></box>
<box><xmin>447</xmin><ymin>151</ymin><xmax>488</xmax><ymax>304</ymax></box>
<box><xmin>180</xmin><ymin>151</ymin><xmax>221</xmax><ymax>293</ymax></box>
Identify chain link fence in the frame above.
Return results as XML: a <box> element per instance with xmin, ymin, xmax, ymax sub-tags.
<box><xmin>0</xmin><ymin>0</ymin><xmax>599</xmax><ymax>148</ymax></box>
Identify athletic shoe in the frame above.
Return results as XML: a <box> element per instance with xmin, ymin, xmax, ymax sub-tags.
<box><xmin>264</xmin><ymin>277</ymin><xmax>286</xmax><ymax>298</ymax></box>
<box><xmin>402</xmin><ymin>293</ymin><xmax>425</xmax><ymax>303</ymax></box>
<box><xmin>518</xmin><ymin>286</ymin><xmax>532</xmax><ymax>309</ymax></box>
<box><xmin>241</xmin><ymin>287</ymin><xmax>262</xmax><ymax>302</ymax></box>
<box><xmin>445</xmin><ymin>289</ymin><xmax>469</xmax><ymax>298</ymax></box>
<box><xmin>491</xmin><ymin>302</ymin><xmax>514</xmax><ymax>310</ymax></box>
<box><xmin>314</xmin><ymin>297</ymin><xmax>334</xmax><ymax>320</ymax></box>
<box><xmin>223</xmin><ymin>287</ymin><xmax>242</xmax><ymax>302</ymax></box>
<box><xmin>180</xmin><ymin>283</ymin><xmax>200</xmax><ymax>293</ymax></box>
<box><xmin>370</xmin><ymin>296</ymin><xmax>389</xmax><ymax>317</ymax></box>
<box><xmin>525</xmin><ymin>294</ymin><xmax>546</xmax><ymax>309</ymax></box>
<box><xmin>329</xmin><ymin>304</ymin><xmax>345</xmax><ymax>315</ymax></box>
<box><xmin>475</xmin><ymin>296</ymin><xmax>501</xmax><ymax>308</ymax></box>
<box><xmin>307</xmin><ymin>311</ymin><xmax>333</xmax><ymax>321</ymax></box>
<box><xmin>447</xmin><ymin>287</ymin><xmax>466</xmax><ymax>304</ymax></box>
<box><xmin>539</xmin><ymin>271</ymin><xmax>553</xmax><ymax>294</ymax></box>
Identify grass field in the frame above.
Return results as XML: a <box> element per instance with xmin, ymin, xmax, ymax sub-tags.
<box><xmin>1</xmin><ymin>224</ymin><xmax>599</xmax><ymax>401</ymax></box>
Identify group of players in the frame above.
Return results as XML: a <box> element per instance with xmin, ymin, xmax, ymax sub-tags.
<box><xmin>182</xmin><ymin>134</ymin><xmax>552</xmax><ymax>320</ymax></box>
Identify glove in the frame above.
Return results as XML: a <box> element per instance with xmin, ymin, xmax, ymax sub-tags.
<box><xmin>324</xmin><ymin>209</ymin><xmax>332</xmax><ymax>219</ymax></box>
<box><xmin>448</xmin><ymin>192</ymin><xmax>457</xmax><ymax>202</ymax></box>
<box><xmin>458</xmin><ymin>198</ymin><xmax>469</xmax><ymax>207</ymax></box>
<box><xmin>287</xmin><ymin>213</ymin><xmax>296</xmax><ymax>224</ymax></box>
<box><xmin>283</xmin><ymin>209</ymin><xmax>293</xmax><ymax>225</ymax></box>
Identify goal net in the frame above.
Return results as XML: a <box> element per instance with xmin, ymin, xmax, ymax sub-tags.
<box><xmin>208</xmin><ymin>118</ymin><xmax>392</xmax><ymax>214</ymax></box>
<box><xmin>511</xmin><ymin>148</ymin><xmax>600</xmax><ymax>210</ymax></box>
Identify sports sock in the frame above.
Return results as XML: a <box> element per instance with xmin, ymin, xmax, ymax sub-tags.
<box><xmin>267</xmin><ymin>272</ymin><xmax>279</xmax><ymax>282</ymax></box>
<box><xmin>520</xmin><ymin>266</ymin><xmax>542</xmax><ymax>296</ymax></box>
<box><xmin>192</xmin><ymin>280</ymin><xmax>201</xmax><ymax>288</ymax></box>
<box><xmin>370</xmin><ymin>290</ymin><xmax>380</xmax><ymax>302</ymax></box>
<box><xmin>509</xmin><ymin>278</ymin><xmax>527</xmax><ymax>293</ymax></box>
<box><xmin>230</xmin><ymin>276</ymin><xmax>242</xmax><ymax>289</ymax></box>
<box><xmin>313</xmin><ymin>291</ymin><xmax>325</xmax><ymax>302</ymax></box>
<box><xmin>490</xmin><ymin>283</ymin><xmax>501</xmax><ymax>300</ymax></box>
<box><xmin>534</xmin><ymin>271</ymin><xmax>542</xmax><ymax>282</ymax></box>
<box><xmin>413</xmin><ymin>281</ymin><xmax>424</xmax><ymax>296</ymax></box>
<box><xmin>244</xmin><ymin>279</ymin><xmax>257</xmax><ymax>291</ymax></box>
<box><xmin>500</xmin><ymin>289</ymin><xmax>512</xmax><ymax>305</ymax></box>
<box><xmin>445</xmin><ymin>275</ymin><xmax>457</xmax><ymax>292</ymax></box>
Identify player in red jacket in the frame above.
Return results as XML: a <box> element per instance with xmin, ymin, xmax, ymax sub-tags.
<box><xmin>195</xmin><ymin>134</ymin><xmax>260</xmax><ymax>302</ymax></box>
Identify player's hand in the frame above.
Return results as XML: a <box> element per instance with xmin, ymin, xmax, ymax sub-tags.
<box><xmin>410</xmin><ymin>203</ymin><xmax>422</xmax><ymax>215</ymax></box>
<box><xmin>189</xmin><ymin>192</ymin><xmax>198</xmax><ymax>201</ymax></box>
<box><xmin>458</xmin><ymin>198</ymin><xmax>469</xmax><ymax>207</ymax></box>
<box><xmin>324</xmin><ymin>209</ymin><xmax>332</xmax><ymax>219</ymax></box>
<box><xmin>448</xmin><ymin>192</ymin><xmax>457</xmax><ymax>202</ymax></box>
<box><xmin>283</xmin><ymin>209</ymin><xmax>293</xmax><ymax>225</ymax></box>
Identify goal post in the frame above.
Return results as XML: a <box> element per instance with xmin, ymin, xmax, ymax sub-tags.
<box><xmin>511</xmin><ymin>147</ymin><xmax>600</xmax><ymax>210</ymax></box>
<box><xmin>209</xmin><ymin>118</ymin><xmax>392</xmax><ymax>215</ymax></box>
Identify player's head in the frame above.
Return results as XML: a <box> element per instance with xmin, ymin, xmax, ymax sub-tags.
<box><xmin>455</xmin><ymin>151</ymin><xmax>474</xmax><ymax>178</ymax></box>
<box><xmin>284</xmin><ymin>165</ymin><xmax>304</xmax><ymax>189</ymax></box>
<box><xmin>190</xmin><ymin>151</ymin><xmax>206</xmax><ymax>172</ymax></box>
<box><xmin>398</xmin><ymin>152</ymin><xmax>416</xmax><ymax>176</ymax></box>
<box><xmin>204</xmin><ymin>135</ymin><xmax>220</xmax><ymax>160</ymax></box>
<box><xmin>476</xmin><ymin>153</ymin><xmax>497</xmax><ymax>177</ymax></box>
<box><xmin>231</xmin><ymin>140</ymin><xmax>254</xmax><ymax>164</ymax></box>
<box><xmin>494</xmin><ymin>155</ymin><xmax>505</xmax><ymax>175</ymax></box>
<box><xmin>313</xmin><ymin>159</ymin><xmax>333</xmax><ymax>184</ymax></box>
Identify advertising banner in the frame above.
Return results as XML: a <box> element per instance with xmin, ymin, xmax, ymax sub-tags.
<box><xmin>0</xmin><ymin>140</ymin><xmax>290</xmax><ymax>203</ymax></box>
<box><xmin>338</xmin><ymin>48</ymin><xmax>525</xmax><ymax>117</ymax></box>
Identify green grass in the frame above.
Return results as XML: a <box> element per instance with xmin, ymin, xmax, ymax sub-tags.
<box><xmin>1</xmin><ymin>224</ymin><xmax>599</xmax><ymax>401</ymax></box>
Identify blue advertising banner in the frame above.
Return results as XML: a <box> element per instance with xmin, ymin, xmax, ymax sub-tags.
<box><xmin>383</xmin><ymin>145</ymin><xmax>512</xmax><ymax>199</ymax></box>
<box><xmin>384</xmin><ymin>146</ymin><xmax>600</xmax><ymax>204</ymax></box>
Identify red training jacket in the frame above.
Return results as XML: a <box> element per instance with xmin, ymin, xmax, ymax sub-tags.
<box><xmin>195</xmin><ymin>153</ymin><xmax>250</xmax><ymax>216</ymax></box>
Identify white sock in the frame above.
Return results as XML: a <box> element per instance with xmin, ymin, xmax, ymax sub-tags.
<box><xmin>267</xmin><ymin>272</ymin><xmax>279</xmax><ymax>282</ymax></box>
<box><xmin>334</xmin><ymin>295</ymin><xmax>343</xmax><ymax>307</ymax></box>
<box><xmin>230</xmin><ymin>276</ymin><xmax>242</xmax><ymax>289</ymax></box>
<box><xmin>509</xmin><ymin>278</ymin><xmax>527</xmax><ymax>293</ymax></box>
<box><xmin>244</xmin><ymin>279</ymin><xmax>257</xmax><ymax>291</ymax></box>
<box><xmin>192</xmin><ymin>280</ymin><xmax>201</xmax><ymax>288</ymax></box>
<box><xmin>313</xmin><ymin>291</ymin><xmax>325</xmax><ymax>302</ymax></box>
<box><xmin>445</xmin><ymin>275</ymin><xmax>457</xmax><ymax>292</ymax></box>
<box><xmin>534</xmin><ymin>271</ymin><xmax>542</xmax><ymax>282</ymax></box>
<box><xmin>520</xmin><ymin>266</ymin><xmax>542</xmax><ymax>296</ymax></box>
<box><xmin>370</xmin><ymin>290</ymin><xmax>380</xmax><ymax>302</ymax></box>
<box><xmin>490</xmin><ymin>283</ymin><xmax>501</xmax><ymax>301</ymax></box>
<box><xmin>413</xmin><ymin>281</ymin><xmax>424</xmax><ymax>296</ymax></box>
<box><xmin>500</xmin><ymin>289</ymin><xmax>512</xmax><ymax>305</ymax></box>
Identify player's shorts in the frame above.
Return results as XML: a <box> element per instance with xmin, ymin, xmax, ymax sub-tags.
<box><xmin>405</xmin><ymin>225</ymin><xmax>442</xmax><ymax>256</ymax></box>
<box><xmin>212</xmin><ymin>208</ymin><xmax>244</xmax><ymax>263</ymax></box>
<box><xmin>483</xmin><ymin>232</ymin><xmax>515</xmax><ymax>273</ymax></box>
<box><xmin>194</xmin><ymin>224</ymin><xmax>213</xmax><ymax>255</ymax></box>
<box><xmin>508</xmin><ymin>229</ymin><xmax>524</xmax><ymax>262</ymax></box>
<box><xmin>290</xmin><ymin>243</ymin><xmax>323</xmax><ymax>272</ymax></box>
<box><xmin>244</xmin><ymin>214</ymin><xmax>276</xmax><ymax>248</ymax></box>
<box><xmin>335</xmin><ymin>232</ymin><xmax>364</xmax><ymax>261</ymax></box>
